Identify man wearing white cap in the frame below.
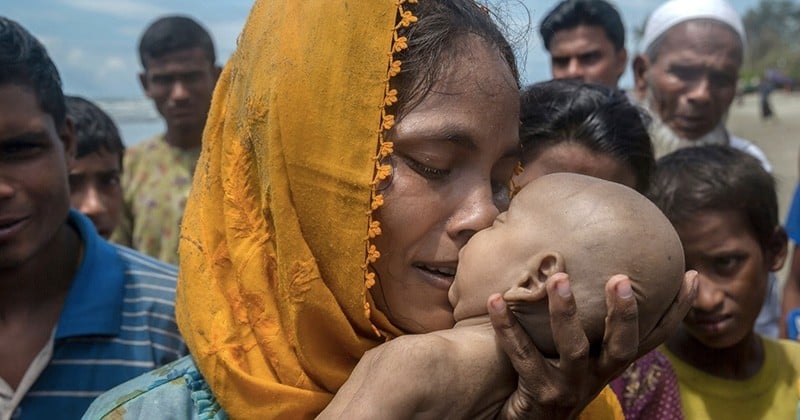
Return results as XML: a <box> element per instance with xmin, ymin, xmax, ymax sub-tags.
<box><xmin>632</xmin><ymin>0</ymin><xmax>780</xmax><ymax>339</ymax></box>
<box><xmin>632</xmin><ymin>0</ymin><xmax>770</xmax><ymax>169</ymax></box>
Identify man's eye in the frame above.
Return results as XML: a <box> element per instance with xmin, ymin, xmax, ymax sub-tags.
<box><xmin>579</xmin><ymin>52</ymin><xmax>601</xmax><ymax>65</ymax></box>
<box><xmin>101</xmin><ymin>174</ymin><xmax>121</xmax><ymax>186</ymax></box>
<box><xmin>2</xmin><ymin>142</ymin><xmax>43</xmax><ymax>159</ymax></box>
<box><xmin>552</xmin><ymin>57</ymin><xmax>569</xmax><ymax>68</ymax></box>
<box><xmin>68</xmin><ymin>174</ymin><xmax>85</xmax><ymax>189</ymax></box>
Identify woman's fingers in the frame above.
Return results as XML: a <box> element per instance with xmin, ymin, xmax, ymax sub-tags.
<box><xmin>488</xmin><ymin>293</ymin><xmax>548</xmax><ymax>382</ymax></box>
<box><xmin>488</xmin><ymin>293</ymin><xmax>555</xmax><ymax>419</ymax></box>
<box><xmin>639</xmin><ymin>270</ymin><xmax>699</xmax><ymax>352</ymax></box>
<box><xmin>546</xmin><ymin>274</ymin><xmax>591</xmax><ymax>377</ymax></box>
<box><xmin>598</xmin><ymin>275</ymin><xmax>639</xmax><ymax>376</ymax></box>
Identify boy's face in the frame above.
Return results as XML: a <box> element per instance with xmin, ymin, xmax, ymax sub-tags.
<box><xmin>0</xmin><ymin>84</ymin><xmax>75</xmax><ymax>269</ymax></box>
<box><xmin>68</xmin><ymin>151</ymin><xmax>122</xmax><ymax>238</ymax></box>
<box><xmin>677</xmin><ymin>210</ymin><xmax>786</xmax><ymax>349</ymax></box>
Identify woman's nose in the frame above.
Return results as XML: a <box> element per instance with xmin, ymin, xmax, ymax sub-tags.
<box><xmin>445</xmin><ymin>181</ymin><xmax>499</xmax><ymax>245</ymax></box>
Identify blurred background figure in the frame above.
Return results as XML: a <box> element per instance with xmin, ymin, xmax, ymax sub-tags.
<box><xmin>539</xmin><ymin>0</ymin><xmax>628</xmax><ymax>88</ymax></box>
<box><xmin>111</xmin><ymin>15</ymin><xmax>221</xmax><ymax>265</ymax></box>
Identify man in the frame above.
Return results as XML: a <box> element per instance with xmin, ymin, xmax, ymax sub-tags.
<box><xmin>539</xmin><ymin>0</ymin><xmax>628</xmax><ymax>88</ymax></box>
<box><xmin>66</xmin><ymin>96</ymin><xmax>125</xmax><ymax>239</ymax></box>
<box><xmin>112</xmin><ymin>15</ymin><xmax>221</xmax><ymax>265</ymax></box>
<box><xmin>632</xmin><ymin>0</ymin><xmax>778</xmax><ymax>337</ymax></box>
<box><xmin>0</xmin><ymin>18</ymin><xmax>185</xmax><ymax>419</ymax></box>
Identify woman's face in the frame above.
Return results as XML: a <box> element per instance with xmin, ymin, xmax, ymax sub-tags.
<box><xmin>519</xmin><ymin>142</ymin><xmax>638</xmax><ymax>190</ymax></box>
<box><xmin>370</xmin><ymin>37</ymin><xmax>520</xmax><ymax>333</ymax></box>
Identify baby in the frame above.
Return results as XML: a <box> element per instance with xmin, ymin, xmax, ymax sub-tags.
<box><xmin>321</xmin><ymin>172</ymin><xmax>685</xmax><ymax>418</ymax></box>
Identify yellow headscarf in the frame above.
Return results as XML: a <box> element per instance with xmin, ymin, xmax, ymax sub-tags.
<box><xmin>175</xmin><ymin>0</ymin><xmax>623</xmax><ymax>418</ymax></box>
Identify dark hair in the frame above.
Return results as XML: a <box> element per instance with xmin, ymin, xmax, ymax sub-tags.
<box><xmin>648</xmin><ymin>145</ymin><xmax>778</xmax><ymax>249</ymax></box>
<box><xmin>520</xmin><ymin>80</ymin><xmax>654</xmax><ymax>192</ymax></box>
<box><xmin>138</xmin><ymin>15</ymin><xmax>216</xmax><ymax>68</ymax></box>
<box><xmin>0</xmin><ymin>17</ymin><xmax>65</xmax><ymax>128</ymax></box>
<box><xmin>65</xmin><ymin>96</ymin><xmax>125</xmax><ymax>164</ymax></box>
<box><xmin>390</xmin><ymin>0</ymin><xmax>519</xmax><ymax>118</ymax></box>
<box><xmin>540</xmin><ymin>0</ymin><xmax>625</xmax><ymax>51</ymax></box>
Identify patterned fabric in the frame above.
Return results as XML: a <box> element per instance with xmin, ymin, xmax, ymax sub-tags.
<box><xmin>0</xmin><ymin>210</ymin><xmax>186</xmax><ymax>420</ymax></box>
<box><xmin>82</xmin><ymin>356</ymin><xmax>223</xmax><ymax>420</ymax></box>
<box><xmin>111</xmin><ymin>134</ymin><xmax>200</xmax><ymax>265</ymax></box>
<box><xmin>663</xmin><ymin>337</ymin><xmax>800</xmax><ymax>419</ymax></box>
<box><xmin>610</xmin><ymin>349</ymin><xmax>685</xmax><ymax>420</ymax></box>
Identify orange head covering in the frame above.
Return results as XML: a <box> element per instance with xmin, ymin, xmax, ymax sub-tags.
<box><xmin>176</xmin><ymin>1</ymin><xmax>404</xmax><ymax>417</ymax></box>
<box><xmin>175</xmin><ymin>0</ymin><xmax>623</xmax><ymax>418</ymax></box>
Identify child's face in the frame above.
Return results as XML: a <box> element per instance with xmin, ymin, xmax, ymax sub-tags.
<box><xmin>676</xmin><ymin>209</ymin><xmax>786</xmax><ymax>349</ymax></box>
<box><xmin>68</xmin><ymin>151</ymin><xmax>122</xmax><ymax>238</ymax></box>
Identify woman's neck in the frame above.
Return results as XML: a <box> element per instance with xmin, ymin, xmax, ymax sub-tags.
<box><xmin>666</xmin><ymin>327</ymin><xmax>764</xmax><ymax>380</ymax></box>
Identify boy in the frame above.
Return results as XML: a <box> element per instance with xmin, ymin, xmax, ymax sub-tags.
<box><xmin>0</xmin><ymin>18</ymin><xmax>185</xmax><ymax>420</ymax></box>
<box><xmin>321</xmin><ymin>172</ymin><xmax>686</xmax><ymax>418</ymax></box>
<box><xmin>648</xmin><ymin>145</ymin><xmax>799</xmax><ymax>419</ymax></box>
<box><xmin>65</xmin><ymin>96</ymin><xmax>124</xmax><ymax>239</ymax></box>
<box><xmin>113</xmin><ymin>16</ymin><xmax>221</xmax><ymax>264</ymax></box>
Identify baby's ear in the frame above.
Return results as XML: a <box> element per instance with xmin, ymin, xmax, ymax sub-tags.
<box><xmin>532</xmin><ymin>251</ymin><xmax>565</xmax><ymax>281</ymax></box>
<box><xmin>505</xmin><ymin>252</ymin><xmax>565</xmax><ymax>302</ymax></box>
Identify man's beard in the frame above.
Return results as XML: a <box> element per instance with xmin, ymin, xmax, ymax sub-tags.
<box><xmin>642</xmin><ymin>87</ymin><xmax>730</xmax><ymax>159</ymax></box>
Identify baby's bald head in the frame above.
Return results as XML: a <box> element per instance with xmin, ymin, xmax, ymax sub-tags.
<box><xmin>450</xmin><ymin>173</ymin><xmax>684</xmax><ymax>357</ymax></box>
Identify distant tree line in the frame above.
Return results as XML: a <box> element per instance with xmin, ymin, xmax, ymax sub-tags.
<box><xmin>742</xmin><ymin>0</ymin><xmax>800</xmax><ymax>83</ymax></box>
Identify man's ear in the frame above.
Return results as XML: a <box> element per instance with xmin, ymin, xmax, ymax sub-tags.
<box><xmin>139</xmin><ymin>72</ymin><xmax>152</xmax><ymax>98</ymax></box>
<box><xmin>632</xmin><ymin>54</ymin><xmax>650</xmax><ymax>99</ymax></box>
<box><xmin>59</xmin><ymin>116</ymin><xmax>77</xmax><ymax>169</ymax></box>
<box><xmin>767</xmin><ymin>226</ymin><xmax>789</xmax><ymax>272</ymax></box>
<box><xmin>213</xmin><ymin>65</ymin><xmax>223</xmax><ymax>81</ymax></box>
<box><xmin>615</xmin><ymin>48</ymin><xmax>628</xmax><ymax>80</ymax></box>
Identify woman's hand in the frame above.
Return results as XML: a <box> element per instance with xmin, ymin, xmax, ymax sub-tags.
<box><xmin>487</xmin><ymin>271</ymin><xmax>698</xmax><ymax>420</ymax></box>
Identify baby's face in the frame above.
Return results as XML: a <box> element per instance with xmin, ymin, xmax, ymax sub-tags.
<box><xmin>449</xmin><ymin>198</ymin><xmax>545</xmax><ymax>323</ymax></box>
<box><xmin>448</xmin><ymin>172</ymin><xmax>686</xmax><ymax>358</ymax></box>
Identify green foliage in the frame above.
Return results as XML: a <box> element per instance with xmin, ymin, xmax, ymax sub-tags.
<box><xmin>742</xmin><ymin>0</ymin><xmax>800</xmax><ymax>81</ymax></box>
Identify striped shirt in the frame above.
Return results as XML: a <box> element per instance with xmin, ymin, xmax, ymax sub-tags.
<box><xmin>0</xmin><ymin>210</ymin><xmax>187</xmax><ymax>420</ymax></box>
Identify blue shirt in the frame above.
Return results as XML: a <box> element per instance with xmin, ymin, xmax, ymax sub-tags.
<box><xmin>9</xmin><ymin>210</ymin><xmax>187</xmax><ymax>420</ymax></box>
<box><xmin>787</xmin><ymin>184</ymin><xmax>800</xmax><ymax>244</ymax></box>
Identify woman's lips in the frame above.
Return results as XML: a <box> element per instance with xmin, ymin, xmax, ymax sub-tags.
<box><xmin>414</xmin><ymin>263</ymin><xmax>456</xmax><ymax>291</ymax></box>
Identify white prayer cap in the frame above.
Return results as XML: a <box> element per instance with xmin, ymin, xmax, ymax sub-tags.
<box><xmin>640</xmin><ymin>0</ymin><xmax>746</xmax><ymax>52</ymax></box>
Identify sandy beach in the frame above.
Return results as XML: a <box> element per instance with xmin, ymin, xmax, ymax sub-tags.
<box><xmin>728</xmin><ymin>91</ymin><xmax>799</xmax><ymax>280</ymax></box>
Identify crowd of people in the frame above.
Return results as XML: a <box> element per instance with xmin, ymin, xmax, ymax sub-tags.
<box><xmin>1</xmin><ymin>0</ymin><xmax>799</xmax><ymax>419</ymax></box>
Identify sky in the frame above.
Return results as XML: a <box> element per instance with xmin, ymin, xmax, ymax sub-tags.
<box><xmin>6</xmin><ymin>0</ymin><xmax>772</xmax><ymax>100</ymax></box>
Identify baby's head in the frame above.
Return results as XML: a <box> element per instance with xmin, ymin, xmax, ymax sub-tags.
<box><xmin>449</xmin><ymin>172</ymin><xmax>684</xmax><ymax>357</ymax></box>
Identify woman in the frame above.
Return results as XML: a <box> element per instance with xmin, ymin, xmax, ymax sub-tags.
<box><xmin>85</xmin><ymin>1</ymin><xmax>696</xmax><ymax>418</ymax></box>
<box><xmin>518</xmin><ymin>80</ymin><xmax>685</xmax><ymax>420</ymax></box>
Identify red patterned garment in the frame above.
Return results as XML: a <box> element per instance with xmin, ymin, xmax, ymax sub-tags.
<box><xmin>610</xmin><ymin>349</ymin><xmax>685</xmax><ymax>420</ymax></box>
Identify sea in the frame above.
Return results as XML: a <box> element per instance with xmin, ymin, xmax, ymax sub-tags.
<box><xmin>94</xmin><ymin>97</ymin><xmax>164</xmax><ymax>147</ymax></box>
